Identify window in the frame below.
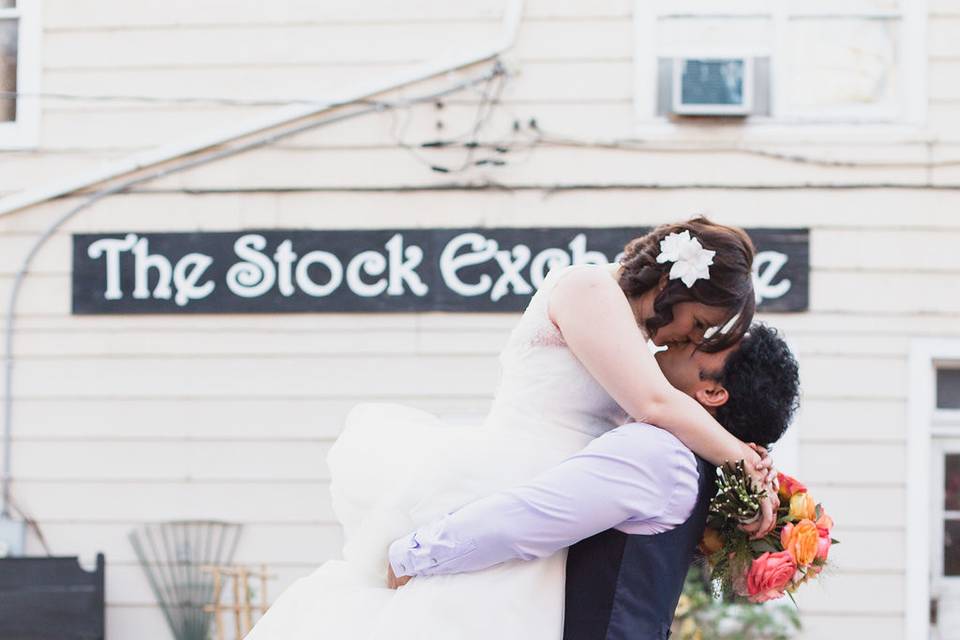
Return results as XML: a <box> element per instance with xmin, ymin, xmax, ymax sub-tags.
<box><xmin>939</xmin><ymin>369</ymin><xmax>960</xmax><ymax>411</ymax></box>
<box><xmin>635</xmin><ymin>0</ymin><xmax>925</xmax><ymax>128</ymax></box>
<box><xmin>0</xmin><ymin>0</ymin><xmax>39</xmax><ymax>149</ymax></box>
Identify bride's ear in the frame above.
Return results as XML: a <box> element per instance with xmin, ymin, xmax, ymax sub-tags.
<box><xmin>695</xmin><ymin>383</ymin><xmax>729</xmax><ymax>409</ymax></box>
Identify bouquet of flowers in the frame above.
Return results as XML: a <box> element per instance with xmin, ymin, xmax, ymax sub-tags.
<box><xmin>699</xmin><ymin>463</ymin><xmax>837</xmax><ymax>604</ymax></box>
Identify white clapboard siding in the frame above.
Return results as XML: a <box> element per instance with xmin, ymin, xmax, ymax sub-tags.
<box><xmin>42</xmin><ymin>0</ymin><xmax>633</xmax><ymax>30</ymax></box>
<box><xmin>928</xmin><ymin>104</ymin><xmax>960</xmax><ymax>141</ymax></box>
<box><xmin>796</xmin><ymin>614</ymin><xmax>904</xmax><ymax>640</ymax></box>
<box><xmin>8</xmin><ymin>354</ymin><xmax>502</xmax><ymax>398</ymax></box>
<box><xmin>0</xmin><ymin>328</ymin><xmax>914</xmax><ymax>359</ymax></box>
<box><xmin>790</xmin><ymin>571</ymin><xmax>904</xmax><ymax>614</ymax></box>
<box><xmin>6</xmin><ymin>190</ymin><xmax>960</xmax><ymax>236</ymax></box>
<box><xmin>930</xmin><ymin>60</ymin><xmax>960</xmax><ymax>101</ymax></box>
<box><xmin>83</xmin><ymin>146</ymin><xmax>921</xmax><ymax>194</ymax></box>
<box><xmin>811</xmin><ymin>271</ymin><xmax>960</xmax><ymax>314</ymax></box>
<box><xmin>27</xmin><ymin>522</ymin><xmax>343</xmax><ymax>566</ymax></box>
<box><xmin>40</xmin><ymin>102</ymin><xmax>639</xmax><ymax>151</ymax></box>
<box><xmin>793</xmin><ymin>398</ymin><xmax>907</xmax><ymax>442</ymax></box>
<box><xmin>811</xmin><ymin>229</ymin><xmax>960</xmax><ymax>271</ymax></box>
<box><xmin>798</xmin><ymin>443</ymin><xmax>905</xmax><ymax>485</ymax></box>
<box><xmin>105</xmin><ymin>562</ymin><xmax>317</xmax><ymax>606</ymax></box>
<box><xmin>2</xmin><ymin>397</ymin><xmax>494</xmax><ymax>439</ymax></box>
<box><xmin>13</xmin><ymin>480</ymin><xmax>337</xmax><ymax>523</ymax></box>
<box><xmin>106</xmin><ymin>606</ymin><xmax>173</xmax><ymax>640</ymax></box>
<box><xmin>3</xmin><ymin>309</ymin><xmax>960</xmax><ymax>337</ymax></box>
<box><xmin>827</xmin><ymin>528</ymin><xmax>905</xmax><ymax>572</ymax></box>
<box><xmin>42</xmin><ymin>60</ymin><xmax>634</xmax><ymax>107</ymax></box>
<box><xmin>43</xmin><ymin>20</ymin><xmax>633</xmax><ymax>69</ymax></box>
<box><xmin>10</xmin><ymin>441</ymin><xmax>334</xmax><ymax>481</ymax></box>
<box><xmin>804</xmin><ymin>485</ymin><xmax>904</xmax><ymax>529</ymax></box>
<box><xmin>0</xmin><ymin>151</ymin><xmax>129</xmax><ymax>193</ymax></box>
<box><xmin>929</xmin><ymin>16</ymin><xmax>960</xmax><ymax>57</ymax></box>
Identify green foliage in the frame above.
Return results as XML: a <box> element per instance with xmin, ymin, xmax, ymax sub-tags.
<box><xmin>672</xmin><ymin>566</ymin><xmax>801</xmax><ymax>640</ymax></box>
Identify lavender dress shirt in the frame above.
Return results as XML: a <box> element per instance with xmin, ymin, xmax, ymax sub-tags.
<box><xmin>388</xmin><ymin>423</ymin><xmax>700</xmax><ymax>578</ymax></box>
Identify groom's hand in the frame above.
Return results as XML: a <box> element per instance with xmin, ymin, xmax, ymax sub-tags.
<box><xmin>387</xmin><ymin>564</ymin><xmax>412</xmax><ymax>589</ymax></box>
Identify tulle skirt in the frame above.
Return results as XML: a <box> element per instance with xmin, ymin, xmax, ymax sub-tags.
<box><xmin>245</xmin><ymin>402</ymin><xmax>593</xmax><ymax>640</ymax></box>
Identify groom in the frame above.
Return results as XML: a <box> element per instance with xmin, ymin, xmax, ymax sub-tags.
<box><xmin>386</xmin><ymin>323</ymin><xmax>801</xmax><ymax>639</ymax></box>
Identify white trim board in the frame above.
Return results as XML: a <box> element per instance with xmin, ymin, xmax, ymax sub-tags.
<box><xmin>907</xmin><ymin>338</ymin><xmax>960</xmax><ymax>640</ymax></box>
<box><xmin>0</xmin><ymin>0</ymin><xmax>42</xmax><ymax>150</ymax></box>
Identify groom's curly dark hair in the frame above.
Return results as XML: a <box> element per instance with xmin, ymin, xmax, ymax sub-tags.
<box><xmin>708</xmin><ymin>323</ymin><xmax>800</xmax><ymax>448</ymax></box>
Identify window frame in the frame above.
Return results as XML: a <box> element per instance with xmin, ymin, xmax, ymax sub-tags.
<box><xmin>0</xmin><ymin>0</ymin><xmax>41</xmax><ymax>150</ymax></box>
<box><xmin>633</xmin><ymin>0</ymin><xmax>928</xmax><ymax>141</ymax></box>
<box><xmin>908</xmin><ymin>342</ymin><xmax>960</xmax><ymax>640</ymax></box>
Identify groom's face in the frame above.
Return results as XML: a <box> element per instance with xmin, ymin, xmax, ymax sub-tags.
<box><xmin>654</xmin><ymin>340</ymin><xmax>739</xmax><ymax>411</ymax></box>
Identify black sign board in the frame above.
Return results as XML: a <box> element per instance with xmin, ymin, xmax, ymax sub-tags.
<box><xmin>72</xmin><ymin>227</ymin><xmax>808</xmax><ymax>314</ymax></box>
<box><xmin>0</xmin><ymin>554</ymin><xmax>105</xmax><ymax>640</ymax></box>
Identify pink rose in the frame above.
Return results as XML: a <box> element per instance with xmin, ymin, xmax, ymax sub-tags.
<box><xmin>816</xmin><ymin>509</ymin><xmax>834</xmax><ymax>536</ymax></box>
<box><xmin>816</xmin><ymin>533</ymin><xmax>831</xmax><ymax>561</ymax></box>
<box><xmin>747</xmin><ymin>551</ymin><xmax>797</xmax><ymax>603</ymax></box>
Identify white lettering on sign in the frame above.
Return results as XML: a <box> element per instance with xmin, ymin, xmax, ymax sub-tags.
<box><xmin>227</xmin><ymin>234</ymin><xmax>276</xmax><ymax>298</ymax></box>
<box><xmin>753</xmin><ymin>250</ymin><xmax>792</xmax><ymax>304</ymax></box>
<box><xmin>440</xmin><ymin>232</ymin><xmax>499</xmax><ymax>297</ymax></box>
<box><xmin>87</xmin><ymin>234</ymin><xmax>138</xmax><ymax>300</ymax></box>
<box><xmin>347</xmin><ymin>250</ymin><xmax>388</xmax><ymax>297</ymax></box>
<box><xmin>172</xmin><ymin>253</ymin><xmax>216</xmax><ymax>306</ymax></box>
<box><xmin>386</xmin><ymin>233</ymin><xmax>429</xmax><ymax>297</ymax></box>
<box><xmin>492</xmin><ymin>245</ymin><xmax>532</xmax><ymax>302</ymax></box>
<box><xmin>82</xmin><ymin>231</ymin><xmax>798</xmax><ymax>309</ymax></box>
<box><xmin>131</xmin><ymin>236</ymin><xmax>173</xmax><ymax>301</ymax></box>
<box><xmin>87</xmin><ymin>233</ymin><xmax>216</xmax><ymax>305</ymax></box>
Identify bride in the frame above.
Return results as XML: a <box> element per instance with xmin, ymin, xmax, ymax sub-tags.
<box><xmin>245</xmin><ymin>217</ymin><xmax>777</xmax><ymax>639</ymax></box>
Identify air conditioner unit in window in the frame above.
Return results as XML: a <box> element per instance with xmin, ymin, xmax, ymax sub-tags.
<box><xmin>671</xmin><ymin>57</ymin><xmax>754</xmax><ymax>116</ymax></box>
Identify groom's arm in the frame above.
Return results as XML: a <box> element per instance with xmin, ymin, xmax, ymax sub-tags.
<box><xmin>388</xmin><ymin>423</ymin><xmax>699</xmax><ymax>580</ymax></box>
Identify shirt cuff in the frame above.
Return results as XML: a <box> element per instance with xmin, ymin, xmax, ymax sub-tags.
<box><xmin>388</xmin><ymin>532</ymin><xmax>419</xmax><ymax>578</ymax></box>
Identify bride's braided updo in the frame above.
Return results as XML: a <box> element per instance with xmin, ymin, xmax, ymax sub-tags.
<box><xmin>618</xmin><ymin>216</ymin><xmax>756</xmax><ymax>352</ymax></box>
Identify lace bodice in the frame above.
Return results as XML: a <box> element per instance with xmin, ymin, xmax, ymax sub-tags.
<box><xmin>483</xmin><ymin>263</ymin><xmax>632</xmax><ymax>448</ymax></box>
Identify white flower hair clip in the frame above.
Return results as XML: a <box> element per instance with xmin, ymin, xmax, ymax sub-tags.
<box><xmin>656</xmin><ymin>230</ymin><xmax>716</xmax><ymax>288</ymax></box>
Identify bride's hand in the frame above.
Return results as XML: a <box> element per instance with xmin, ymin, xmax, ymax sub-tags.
<box><xmin>739</xmin><ymin>443</ymin><xmax>780</xmax><ymax>539</ymax></box>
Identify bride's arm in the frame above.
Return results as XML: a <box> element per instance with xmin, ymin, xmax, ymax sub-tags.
<box><xmin>548</xmin><ymin>266</ymin><xmax>761</xmax><ymax>471</ymax></box>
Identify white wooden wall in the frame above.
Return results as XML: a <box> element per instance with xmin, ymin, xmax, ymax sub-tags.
<box><xmin>2</xmin><ymin>1</ymin><xmax>960</xmax><ymax>638</ymax></box>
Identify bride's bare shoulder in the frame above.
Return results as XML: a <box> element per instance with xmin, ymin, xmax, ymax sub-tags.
<box><xmin>548</xmin><ymin>263</ymin><xmax>624</xmax><ymax>322</ymax></box>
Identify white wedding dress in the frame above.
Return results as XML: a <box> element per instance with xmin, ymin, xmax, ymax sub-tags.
<box><xmin>245</xmin><ymin>262</ymin><xmax>634</xmax><ymax>640</ymax></box>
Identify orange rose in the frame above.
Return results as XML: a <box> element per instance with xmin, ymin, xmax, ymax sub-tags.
<box><xmin>788</xmin><ymin>492</ymin><xmax>817</xmax><ymax>521</ymax></box>
<box><xmin>746</xmin><ymin>551</ymin><xmax>796</xmax><ymax>603</ymax></box>
<box><xmin>780</xmin><ymin>519</ymin><xmax>819</xmax><ymax>566</ymax></box>
<box><xmin>699</xmin><ymin>527</ymin><xmax>724</xmax><ymax>555</ymax></box>
<box><xmin>777</xmin><ymin>472</ymin><xmax>807</xmax><ymax>500</ymax></box>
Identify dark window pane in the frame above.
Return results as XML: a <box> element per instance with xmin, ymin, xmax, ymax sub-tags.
<box><xmin>946</xmin><ymin>519</ymin><xmax>960</xmax><ymax>576</ymax></box>
<box><xmin>948</xmin><ymin>455</ymin><xmax>960</xmax><ymax>511</ymax></box>
<box><xmin>0</xmin><ymin>19</ymin><xmax>15</xmax><ymax>122</ymax></box>
<box><xmin>680</xmin><ymin>59</ymin><xmax>745</xmax><ymax>106</ymax></box>
<box><xmin>938</xmin><ymin>369</ymin><xmax>960</xmax><ymax>410</ymax></box>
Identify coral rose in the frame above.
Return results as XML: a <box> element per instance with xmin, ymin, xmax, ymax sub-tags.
<box><xmin>747</xmin><ymin>551</ymin><xmax>797</xmax><ymax>603</ymax></box>
<box><xmin>777</xmin><ymin>472</ymin><xmax>807</xmax><ymax>500</ymax></box>
<box><xmin>788</xmin><ymin>492</ymin><xmax>817</xmax><ymax>521</ymax></box>
<box><xmin>780</xmin><ymin>519</ymin><xmax>819</xmax><ymax>566</ymax></box>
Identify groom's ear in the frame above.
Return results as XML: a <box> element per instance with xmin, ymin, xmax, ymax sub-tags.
<box><xmin>695</xmin><ymin>382</ymin><xmax>729</xmax><ymax>409</ymax></box>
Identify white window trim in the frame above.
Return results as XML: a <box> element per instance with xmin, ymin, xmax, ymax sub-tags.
<box><xmin>0</xmin><ymin>0</ymin><xmax>41</xmax><ymax>150</ymax></box>
<box><xmin>633</xmin><ymin>0</ymin><xmax>928</xmax><ymax>142</ymax></box>
<box><xmin>907</xmin><ymin>339</ymin><xmax>960</xmax><ymax>640</ymax></box>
